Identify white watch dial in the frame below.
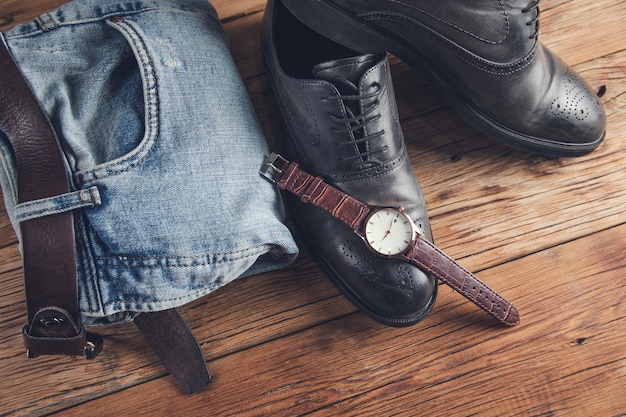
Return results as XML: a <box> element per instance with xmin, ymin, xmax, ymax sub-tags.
<box><xmin>364</xmin><ymin>208</ymin><xmax>416</xmax><ymax>256</ymax></box>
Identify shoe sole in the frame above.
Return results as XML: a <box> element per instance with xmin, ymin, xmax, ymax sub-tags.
<box><xmin>281</xmin><ymin>0</ymin><xmax>605</xmax><ymax>158</ymax></box>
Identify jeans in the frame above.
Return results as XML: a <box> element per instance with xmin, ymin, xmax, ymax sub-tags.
<box><xmin>0</xmin><ymin>0</ymin><xmax>298</xmax><ymax>325</ymax></box>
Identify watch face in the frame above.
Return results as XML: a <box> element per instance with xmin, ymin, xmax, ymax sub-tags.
<box><xmin>364</xmin><ymin>208</ymin><xmax>417</xmax><ymax>256</ymax></box>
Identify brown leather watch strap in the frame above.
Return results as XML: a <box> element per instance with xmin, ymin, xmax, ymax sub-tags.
<box><xmin>261</xmin><ymin>153</ymin><xmax>520</xmax><ymax>326</ymax></box>
<box><xmin>261</xmin><ymin>153</ymin><xmax>372</xmax><ymax>229</ymax></box>
<box><xmin>406</xmin><ymin>236</ymin><xmax>519</xmax><ymax>325</ymax></box>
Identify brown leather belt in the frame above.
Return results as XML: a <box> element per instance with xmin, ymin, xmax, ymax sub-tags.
<box><xmin>0</xmin><ymin>42</ymin><xmax>210</xmax><ymax>393</ymax></box>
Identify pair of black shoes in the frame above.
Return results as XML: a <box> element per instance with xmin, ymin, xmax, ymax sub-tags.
<box><xmin>261</xmin><ymin>0</ymin><xmax>606</xmax><ymax>326</ymax></box>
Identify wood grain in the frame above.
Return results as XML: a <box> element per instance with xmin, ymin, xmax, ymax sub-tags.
<box><xmin>49</xmin><ymin>224</ymin><xmax>626</xmax><ymax>416</ymax></box>
<box><xmin>1</xmin><ymin>0</ymin><xmax>625</xmax><ymax>416</ymax></box>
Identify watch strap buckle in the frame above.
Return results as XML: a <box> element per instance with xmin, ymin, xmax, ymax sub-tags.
<box><xmin>260</xmin><ymin>152</ymin><xmax>289</xmax><ymax>183</ymax></box>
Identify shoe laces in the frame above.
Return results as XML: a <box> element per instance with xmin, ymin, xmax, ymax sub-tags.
<box><xmin>522</xmin><ymin>0</ymin><xmax>541</xmax><ymax>40</ymax></box>
<box><xmin>325</xmin><ymin>78</ymin><xmax>388</xmax><ymax>163</ymax></box>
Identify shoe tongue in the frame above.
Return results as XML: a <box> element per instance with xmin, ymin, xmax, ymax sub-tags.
<box><xmin>312</xmin><ymin>54</ymin><xmax>387</xmax><ymax>167</ymax></box>
<box><xmin>312</xmin><ymin>53</ymin><xmax>383</xmax><ymax>93</ymax></box>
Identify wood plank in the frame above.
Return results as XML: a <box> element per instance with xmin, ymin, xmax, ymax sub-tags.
<box><xmin>0</xmin><ymin>242</ymin><xmax>359</xmax><ymax>415</ymax></box>
<box><xmin>0</xmin><ymin>0</ymin><xmax>625</xmax><ymax>415</ymax></box>
<box><xmin>0</xmin><ymin>0</ymin><xmax>69</xmax><ymax>31</ymax></box>
<box><xmin>1</xmin><ymin>87</ymin><xmax>624</xmax><ymax>414</ymax></box>
<box><xmin>540</xmin><ymin>0</ymin><xmax>626</xmax><ymax>66</ymax></box>
<box><xmin>50</xmin><ymin>223</ymin><xmax>626</xmax><ymax>416</ymax></box>
<box><xmin>212</xmin><ymin>0</ymin><xmax>265</xmax><ymax>23</ymax></box>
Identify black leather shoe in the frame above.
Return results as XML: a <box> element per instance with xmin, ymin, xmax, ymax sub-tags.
<box><xmin>280</xmin><ymin>0</ymin><xmax>607</xmax><ymax>158</ymax></box>
<box><xmin>262</xmin><ymin>0</ymin><xmax>437</xmax><ymax>326</ymax></box>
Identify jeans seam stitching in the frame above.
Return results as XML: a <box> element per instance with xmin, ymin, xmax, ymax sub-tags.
<box><xmin>77</xmin><ymin>17</ymin><xmax>160</xmax><ymax>183</ymax></box>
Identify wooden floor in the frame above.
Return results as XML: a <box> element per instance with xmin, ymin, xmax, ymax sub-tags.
<box><xmin>1</xmin><ymin>0</ymin><xmax>625</xmax><ymax>415</ymax></box>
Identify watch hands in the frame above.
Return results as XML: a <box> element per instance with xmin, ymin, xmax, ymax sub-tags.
<box><xmin>380</xmin><ymin>212</ymin><xmax>400</xmax><ymax>241</ymax></box>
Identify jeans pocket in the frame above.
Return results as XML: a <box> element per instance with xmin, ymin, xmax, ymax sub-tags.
<box><xmin>74</xmin><ymin>16</ymin><xmax>159</xmax><ymax>185</ymax></box>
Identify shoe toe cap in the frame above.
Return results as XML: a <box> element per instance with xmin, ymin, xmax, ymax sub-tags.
<box><xmin>543</xmin><ymin>68</ymin><xmax>607</xmax><ymax>145</ymax></box>
<box><xmin>336</xmin><ymin>237</ymin><xmax>437</xmax><ymax>325</ymax></box>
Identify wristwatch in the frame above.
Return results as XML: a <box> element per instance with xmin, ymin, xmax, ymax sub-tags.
<box><xmin>261</xmin><ymin>153</ymin><xmax>520</xmax><ymax>326</ymax></box>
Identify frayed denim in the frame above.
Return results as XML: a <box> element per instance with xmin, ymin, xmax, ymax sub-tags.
<box><xmin>0</xmin><ymin>0</ymin><xmax>298</xmax><ymax>325</ymax></box>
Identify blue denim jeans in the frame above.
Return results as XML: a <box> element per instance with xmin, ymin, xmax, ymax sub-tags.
<box><xmin>0</xmin><ymin>0</ymin><xmax>298</xmax><ymax>325</ymax></box>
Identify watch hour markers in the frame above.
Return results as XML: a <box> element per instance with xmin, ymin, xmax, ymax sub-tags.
<box><xmin>363</xmin><ymin>208</ymin><xmax>417</xmax><ymax>256</ymax></box>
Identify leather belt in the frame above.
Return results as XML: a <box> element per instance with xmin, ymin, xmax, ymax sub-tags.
<box><xmin>0</xmin><ymin>41</ymin><xmax>98</xmax><ymax>357</ymax></box>
<box><xmin>0</xmin><ymin>42</ymin><xmax>210</xmax><ymax>393</ymax></box>
<box><xmin>261</xmin><ymin>153</ymin><xmax>520</xmax><ymax>326</ymax></box>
